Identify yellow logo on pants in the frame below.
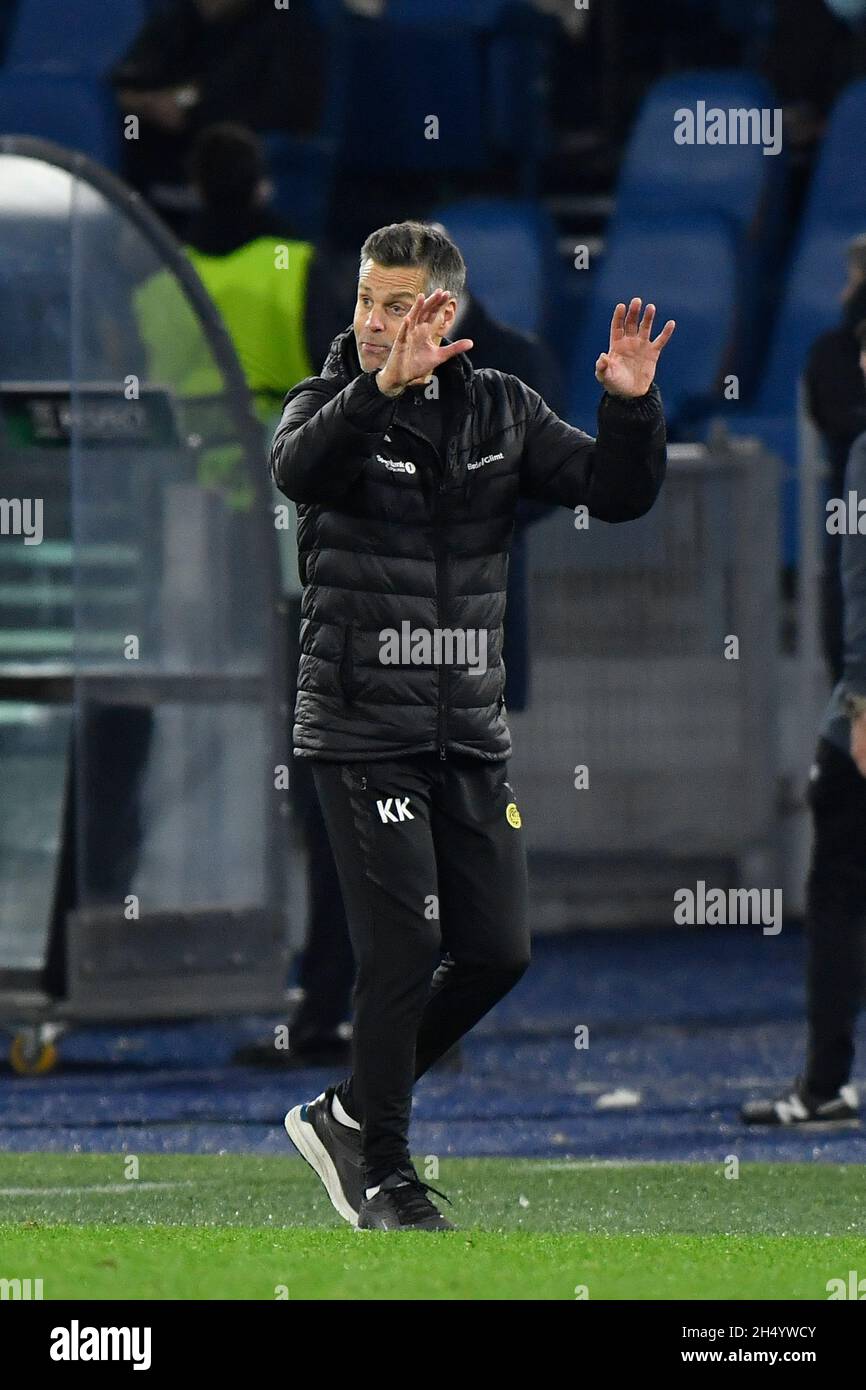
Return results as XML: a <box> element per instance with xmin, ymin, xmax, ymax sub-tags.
<box><xmin>506</xmin><ymin>802</ymin><xmax>522</xmax><ymax>829</ymax></box>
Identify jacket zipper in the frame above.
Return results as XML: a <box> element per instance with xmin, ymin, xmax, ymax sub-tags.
<box><xmin>434</xmin><ymin>448</ymin><xmax>457</xmax><ymax>761</ymax></box>
<box><xmin>399</xmin><ymin>416</ymin><xmax>454</xmax><ymax>760</ymax></box>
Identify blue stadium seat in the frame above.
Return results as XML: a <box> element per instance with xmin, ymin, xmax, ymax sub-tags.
<box><xmin>0</xmin><ymin>74</ymin><xmax>119</xmax><ymax>168</ymax></box>
<box><xmin>336</xmin><ymin>16</ymin><xmax>487</xmax><ymax>174</ymax></box>
<box><xmin>335</xmin><ymin>11</ymin><xmax>547</xmax><ymax>188</ymax></box>
<box><xmin>612</xmin><ymin>70</ymin><xmax>781</xmax><ymax>236</ymax></box>
<box><xmin>610</xmin><ymin>70</ymin><xmax>786</xmax><ymax>397</ymax></box>
<box><xmin>260</xmin><ymin>12</ymin><xmax>348</xmax><ymax>240</ymax></box>
<box><xmin>430</xmin><ymin>197</ymin><xmax>558</xmax><ymax>337</ymax></box>
<box><xmin>308</xmin><ymin>0</ymin><xmax>344</xmax><ymax>20</ymax></box>
<box><xmin>564</xmin><ymin>213</ymin><xmax>738</xmax><ymax>432</ymax></box>
<box><xmin>798</xmin><ymin>78</ymin><xmax>866</xmax><ymax>231</ymax></box>
<box><xmin>484</xmin><ymin>15</ymin><xmax>552</xmax><ymax>194</ymax></box>
<box><xmin>262</xmin><ymin>133</ymin><xmax>337</xmax><ymax>242</ymax></box>
<box><xmin>5</xmin><ymin>0</ymin><xmax>148</xmax><ymax>75</ymax></box>
<box><xmin>730</xmin><ymin>79</ymin><xmax>866</xmax><ymax>420</ymax></box>
<box><xmin>707</xmin><ymin>80</ymin><xmax>866</xmax><ymax>563</ymax></box>
<box><xmin>749</xmin><ymin>217</ymin><xmax>866</xmax><ymax>418</ymax></box>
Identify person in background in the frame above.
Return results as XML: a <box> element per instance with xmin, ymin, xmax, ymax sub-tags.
<box><xmin>764</xmin><ymin>0</ymin><xmax>866</xmax><ymax>152</ymax></box>
<box><xmin>804</xmin><ymin>233</ymin><xmax>866</xmax><ymax>681</ymax></box>
<box><xmin>183</xmin><ymin>123</ymin><xmax>342</xmax><ymax>417</ymax></box>
<box><xmin>743</xmin><ymin>321</ymin><xmax>866</xmax><ymax>1128</ymax></box>
<box><xmin>133</xmin><ymin>123</ymin><xmax>343</xmax><ymax>505</ymax></box>
<box><xmin>112</xmin><ymin>0</ymin><xmax>325</xmax><ymax>216</ymax></box>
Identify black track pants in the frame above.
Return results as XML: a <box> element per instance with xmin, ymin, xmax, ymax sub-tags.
<box><xmin>804</xmin><ymin>737</ymin><xmax>866</xmax><ymax>1096</ymax></box>
<box><xmin>310</xmin><ymin>752</ymin><xmax>530</xmax><ymax>1187</ymax></box>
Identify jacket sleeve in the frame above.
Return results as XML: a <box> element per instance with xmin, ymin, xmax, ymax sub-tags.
<box><xmin>517</xmin><ymin>378</ymin><xmax>667</xmax><ymax>521</ymax></box>
<box><xmin>841</xmin><ymin>436</ymin><xmax>866</xmax><ymax>698</ymax></box>
<box><xmin>269</xmin><ymin>370</ymin><xmax>400</xmax><ymax>504</ymax></box>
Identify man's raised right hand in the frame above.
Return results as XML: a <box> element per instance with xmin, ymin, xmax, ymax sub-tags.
<box><xmin>375</xmin><ymin>289</ymin><xmax>474</xmax><ymax>396</ymax></box>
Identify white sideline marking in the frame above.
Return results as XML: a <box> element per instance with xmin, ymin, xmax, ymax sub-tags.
<box><xmin>536</xmin><ymin>1160</ymin><xmax>695</xmax><ymax>1170</ymax></box>
<box><xmin>0</xmin><ymin>1181</ymin><xmax>195</xmax><ymax>1196</ymax></box>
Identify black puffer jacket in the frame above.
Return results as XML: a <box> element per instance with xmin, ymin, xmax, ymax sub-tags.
<box><xmin>270</xmin><ymin>327</ymin><xmax>667</xmax><ymax>762</ymax></box>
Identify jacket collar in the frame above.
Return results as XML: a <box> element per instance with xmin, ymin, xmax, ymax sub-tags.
<box><xmin>320</xmin><ymin>324</ymin><xmax>474</xmax><ymax>401</ymax></box>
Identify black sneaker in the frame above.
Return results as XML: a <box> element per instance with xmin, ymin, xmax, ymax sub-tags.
<box><xmin>357</xmin><ymin>1165</ymin><xmax>456</xmax><ymax>1232</ymax></box>
<box><xmin>741</xmin><ymin>1079</ymin><xmax>860</xmax><ymax>1126</ymax></box>
<box><xmin>284</xmin><ymin>1086</ymin><xmax>365</xmax><ymax>1225</ymax></box>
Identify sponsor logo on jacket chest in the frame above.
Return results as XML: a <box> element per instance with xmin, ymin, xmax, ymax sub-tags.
<box><xmin>377</xmin><ymin>453</ymin><xmax>416</xmax><ymax>475</ymax></box>
<box><xmin>468</xmin><ymin>450</ymin><xmax>504</xmax><ymax>471</ymax></box>
<box><xmin>376</xmin><ymin>449</ymin><xmax>505</xmax><ymax>476</ymax></box>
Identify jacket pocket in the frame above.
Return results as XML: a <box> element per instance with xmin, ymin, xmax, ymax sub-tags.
<box><xmin>338</xmin><ymin>622</ymin><xmax>357</xmax><ymax>703</ymax></box>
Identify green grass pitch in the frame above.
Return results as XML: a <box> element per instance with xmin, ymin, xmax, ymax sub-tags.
<box><xmin>2</xmin><ymin>1154</ymin><xmax>865</xmax><ymax>1299</ymax></box>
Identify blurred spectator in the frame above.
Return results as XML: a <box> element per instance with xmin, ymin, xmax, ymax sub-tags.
<box><xmin>184</xmin><ymin>123</ymin><xmax>344</xmax><ymax>414</ymax></box>
<box><xmin>805</xmin><ymin>233</ymin><xmax>866</xmax><ymax>681</ymax></box>
<box><xmin>133</xmin><ymin>126</ymin><xmax>344</xmax><ymax>445</ymax></box>
<box><xmin>764</xmin><ymin>0</ymin><xmax>866</xmax><ymax>151</ymax></box>
<box><xmin>112</xmin><ymin>0</ymin><xmax>325</xmax><ymax>211</ymax></box>
<box><xmin>534</xmin><ymin>0</ymin><xmax>598</xmax><ymax>140</ymax></box>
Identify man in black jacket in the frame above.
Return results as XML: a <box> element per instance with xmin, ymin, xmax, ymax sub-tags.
<box><xmin>276</xmin><ymin>221</ymin><xmax>673</xmax><ymax>1231</ymax></box>
<box><xmin>235</xmin><ymin>284</ymin><xmax>561</xmax><ymax>1069</ymax></box>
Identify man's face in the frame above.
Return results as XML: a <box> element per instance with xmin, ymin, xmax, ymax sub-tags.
<box><xmin>353</xmin><ymin>259</ymin><xmax>455</xmax><ymax>372</ymax></box>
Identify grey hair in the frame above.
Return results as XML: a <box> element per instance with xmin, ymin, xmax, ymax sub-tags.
<box><xmin>359</xmin><ymin>220</ymin><xmax>466</xmax><ymax>301</ymax></box>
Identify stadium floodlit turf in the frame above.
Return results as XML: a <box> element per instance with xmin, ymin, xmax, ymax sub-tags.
<box><xmin>3</xmin><ymin>931</ymin><xmax>866</xmax><ymax>1298</ymax></box>
<box><xmin>2</xmin><ymin>1154</ymin><xmax>866</xmax><ymax>1299</ymax></box>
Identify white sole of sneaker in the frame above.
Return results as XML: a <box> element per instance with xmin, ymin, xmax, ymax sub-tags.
<box><xmin>284</xmin><ymin>1104</ymin><xmax>359</xmax><ymax>1228</ymax></box>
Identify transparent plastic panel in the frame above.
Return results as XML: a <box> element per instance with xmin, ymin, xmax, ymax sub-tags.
<box><xmin>0</xmin><ymin>150</ymin><xmax>276</xmax><ymax>950</ymax></box>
